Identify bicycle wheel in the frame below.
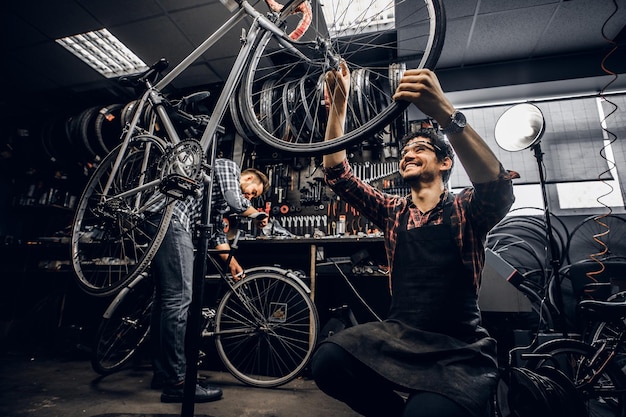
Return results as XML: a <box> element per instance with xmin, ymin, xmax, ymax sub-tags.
<box><xmin>486</xmin><ymin>232</ymin><xmax>548</xmax><ymax>283</ymax></box>
<box><xmin>586</xmin><ymin>292</ymin><xmax>626</xmax><ymax>372</ymax></box>
<box><xmin>566</xmin><ymin>214</ymin><xmax>626</xmax><ymax>265</ymax></box>
<box><xmin>214</xmin><ymin>271</ymin><xmax>319</xmax><ymax>387</ymax></box>
<box><xmin>240</xmin><ymin>0</ymin><xmax>446</xmax><ymax>154</ymax></box>
<box><xmin>91</xmin><ymin>273</ymin><xmax>153</xmax><ymax>375</ymax></box>
<box><xmin>524</xmin><ymin>338</ymin><xmax>626</xmax><ymax>417</ymax></box>
<box><xmin>71</xmin><ymin>136</ymin><xmax>174</xmax><ymax>296</ymax></box>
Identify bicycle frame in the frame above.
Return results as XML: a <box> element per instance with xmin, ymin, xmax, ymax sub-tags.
<box><xmin>202</xmin><ymin>228</ymin><xmax>312</xmax><ymax>335</ymax></box>
<box><xmin>92</xmin><ymin>232</ymin><xmax>318</xmax><ymax>387</ymax></box>
<box><xmin>100</xmin><ymin>0</ymin><xmax>312</xmax><ymax>210</ymax></box>
<box><xmin>202</xmin><ymin>263</ymin><xmax>312</xmax><ymax>338</ymax></box>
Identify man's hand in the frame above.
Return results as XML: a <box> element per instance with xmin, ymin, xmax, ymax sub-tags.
<box><xmin>323</xmin><ymin>61</ymin><xmax>351</xmax><ymax>167</ymax></box>
<box><xmin>394</xmin><ymin>68</ymin><xmax>504</xmax><ymax>183</ymax></box>
<box><xmin>392</xmin><ymin>68</ymin><xmax>455</xmax><ymax>128</ymax></box>
<box><xmin>249</xmin><ymin>211</ymin><xmax>269</xmax><ymax>228</ymax></box>
<box><xmin>325</xmin><ymin>60</ymin><xmax>350</xmax><ymax>112</ymax></box>
<box><xmin>229</xmin><ymin>258</ymin><xmax>245</xmax><ymax>281</ymax></box>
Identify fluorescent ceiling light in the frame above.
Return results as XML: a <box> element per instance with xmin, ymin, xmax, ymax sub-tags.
<box><xmin>56</xmin><ymin>28</ymin><xmax>148</xmax><ymax>78</ymax></box>
<box><xmin>321</xmin><ymin>0</ymin><xmax>395</xmax><ymax>36</ymax></box>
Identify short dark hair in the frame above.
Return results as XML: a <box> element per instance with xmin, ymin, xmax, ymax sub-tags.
<box><xmin>400</xmin><ymin>128</ymin><xmax>455</xmax><ymax>183</ymax></box>
<box><xmin>242</xmin><ymin>168</ymin><xmax>270</xmax><ymax>195</ymax></box>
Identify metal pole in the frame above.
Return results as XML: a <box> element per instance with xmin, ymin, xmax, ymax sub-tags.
<box><xmin>181</xmin><ymin>143</ymin><xmax>217</xmax><ymax>417</ymax></box>
<box><xmin>532</xmin><ymin>142</ymin><xmax>568</xmax><ymax>337</ymax></box>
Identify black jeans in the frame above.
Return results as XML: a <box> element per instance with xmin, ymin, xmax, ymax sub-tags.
<box><xmin>310</xmin><ymin>342</ymin><xmax>474</xmax><ymax>417</ymax></box>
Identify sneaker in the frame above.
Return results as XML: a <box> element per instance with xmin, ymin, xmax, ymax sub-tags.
<box><xmin>160</xmin><ymin>383</ymin><xmax>223</xmax><ymax>403</ymax></box>
<box><xmin>152</xmin><ymin>374</ymin><xmax>211</xmax><ymax>390</ymax></box>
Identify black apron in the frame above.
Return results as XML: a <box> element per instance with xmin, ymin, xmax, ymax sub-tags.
<box><xmin>324</xmin><ymin>196</ymin><xmax>498</xmax><ymax>416</ymax></box>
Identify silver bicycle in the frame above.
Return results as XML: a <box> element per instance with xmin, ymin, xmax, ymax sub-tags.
<box><xmin>92</xmin><ymin>227</ymin><xmax>318</xmax><ymax>388</ymax></box>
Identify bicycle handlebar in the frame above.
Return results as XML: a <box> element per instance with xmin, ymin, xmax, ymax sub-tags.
<box><xmin>264</xmin><ymin>0</ymin><xmax>312</xmax><ymax>40</ymax></box>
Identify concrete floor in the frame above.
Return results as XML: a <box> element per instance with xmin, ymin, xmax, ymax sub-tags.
<box><xmin>0</xmin><ymin>347</ymin><xmax>360</xmax><ymax>417</ymax></box>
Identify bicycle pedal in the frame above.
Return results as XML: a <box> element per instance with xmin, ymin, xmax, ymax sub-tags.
<box><xmin>196</xmin><ymin>350</ymin><xmax>207</xmax><ymax>366</ymax></box>
<box><xmin>159</xmin><ymin>174</ymin><xmax>200</xmax><ymax>200</ymax></box>
<box><xmin>202</xmin><ymin>308</ymin><xmax>216</xmax><ymax>319</ymax></box>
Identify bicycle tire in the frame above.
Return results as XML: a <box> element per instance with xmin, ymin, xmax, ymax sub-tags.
<box><xmin>214</xmin><ymin>271</ymin><xmax>319</xmax><ymax>388</ymax></box>
<box><xmin>91</xmin><ymin>273</ymin><xmax>153</xmax><ymax>375</ymax></box>
<box><xmin>71</xmin><ymin>137</ymin><xmax>174</xmax><ymax>296</ymax></box>
<box><xmin>78</xmin><ymin>106</ymin><xmax>104</xmax><ymax>161</ymax></box>
<box><xmin>94</xmin><ymin>103</ymin><xmax>125</xmax><ymax>155</ymax></box>
<box><xmin>40</xmin><ymin>115</ymin><xmax>75</xmax><ymax>164</ymax></box>
<box><xmin>239</xmin><ymin>0</ymin><xmax>446</xmax><ymax>154</ymax></box>
<box><xmin>486</xmin><ymin>232</ymin><xmax>548</xmax><ymax>283</ymax></box>
<box><xmin>524</xmin><ymin>338</ymin><xmax>626</xmax><ymax>417</ymax></box>
<box><xmin>494</xmin><ymin>214</ymin><xmax>567</xmax><ymax>267</ymax></box>
<box><xmin>566</xmin><ymin>214</ymin><xmax>626</xmax><ymax>265</ymax></box>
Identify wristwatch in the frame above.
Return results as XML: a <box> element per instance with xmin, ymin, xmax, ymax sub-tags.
<box><xmin>440</xmin><ymin>110</ymin><xmax>466</xmax><ymax>135</ymax></box>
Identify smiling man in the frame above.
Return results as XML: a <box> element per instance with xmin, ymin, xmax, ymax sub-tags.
<box><xmin>310</xmin><ymin>62</ymin><xmax>519</xmax><ymax>417</ymax></box>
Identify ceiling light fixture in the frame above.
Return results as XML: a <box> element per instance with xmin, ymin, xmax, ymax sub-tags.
<box><xmin>56</xmin><ymin>28</ymin><xmax>148</xmax><ymax>78</ymax></box>
<box><xmin>322</xmin><ymin>0</ymin><xmax>395</xmax><ymax>36</ymax></box>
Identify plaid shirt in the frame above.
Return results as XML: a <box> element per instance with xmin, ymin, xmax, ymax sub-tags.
<box><xmin>324</xmin><ymin>159</ymin><xmax>517</xmax><ymax>288</ymax></box>
<box><xmin>150</xmin><ymin>158</ymin><xmax>250</xmax><ymax>246</ymax></box>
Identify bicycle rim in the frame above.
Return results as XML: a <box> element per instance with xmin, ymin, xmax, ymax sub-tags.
<box><xmin>525</xmin><ymin>339</ymin><xmax>626</xmax><ymax>417</ymax></box>
<box><xmin>566</xmin><ymin>214</ymin><xmax>626</xmax><ymax>265</ymax></box>
<box><xmin>92</xmin><ymin>274</ymin><xmax>153</xmax><ymax>375</ymax></box>
<box><xmin>240</xmin><ymin>0</ymin><xmax>446</xmax><ymax>154</ymax></box>
<box><xmin>215</xmin><ymin>272</ymin><xmax>319</xmax><ymax>387</ymax></box>
<box><xmin>71</xmin><ymin>139</ymin><xmax>173</xmax><ymax>297</ymax></box>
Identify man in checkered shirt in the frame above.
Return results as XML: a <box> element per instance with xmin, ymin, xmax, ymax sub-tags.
<box><xmin>150</xmin><ymin>158</ymin><xmax>269</xmax><ymax>403</ymax></box>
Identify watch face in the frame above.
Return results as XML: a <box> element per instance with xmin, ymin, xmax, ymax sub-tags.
<box><xmin>442</xmin><ymin>111</ymin><xmax>466</xmax><ymax>135</ymax></box>
<box><xmin>454</xmin><ymin>111</ymin><xmax>466</xmax><ymax>127</ymax></box>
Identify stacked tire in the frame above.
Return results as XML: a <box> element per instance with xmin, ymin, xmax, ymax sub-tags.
<box><xmin>40</xmin><ymin>104</ymin><xmax>126</xmax><ymax>166</ymax></box>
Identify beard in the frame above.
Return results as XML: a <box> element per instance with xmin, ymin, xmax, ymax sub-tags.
<box><xmin>401</xmin><ymin>169</ymin><xmax>436</xmax><ymax>185</ymax></box>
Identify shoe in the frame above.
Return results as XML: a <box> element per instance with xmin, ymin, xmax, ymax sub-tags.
<box><xmin>160</xmin><ymin>383</ymin><xmax>223</xmax><ymax>403</ymax></box>
<box><xmin>197</xmin><ymin>375</ymin><xmax>212</xmax><ymax>389</ymax></box>
<box><xmin>152</xmin><ymin>374</ymin><xmax>212</xmax><ymax>390</ymax></box>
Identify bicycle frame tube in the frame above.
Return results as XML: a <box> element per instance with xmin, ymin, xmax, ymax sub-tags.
<box><xmin>198</xmin><ymin>2</ymin><xmax>270</xmax><ymax>150</ymax></box>
<box><xmin>154</xmin><ymin>7</ymin><xmax>248</xmax><ymax>90</ymax></box>
<box><xmin>204</xmin><ymin>253</ymin><xmax>267</xmax><ymax>324</ymax></box>
<box><xmin>152</xmin><ymin>3</ymin><xmax>253</xmax><ymax>151</ymax></box>
<box><xmin>134</xmin><ymin>139</ymin><xmax>156</xmax><ymax>211</ymax></box>
<box><xmin>155</xmin><ymin>0</ymin><xmax>304</xmax><ymax>91</ymax></box>
<box><xmin>102</xmin><ymin>90</ymin><xmax>152</xmax><ymax>200</ymax></box>
<box><xmin>102</xmin><ymin>272</ymin><xmax>149</xmax><ymax>319</ymax></box>
<box><xmin>149</xmin><ymin>89</ymin><xmax>183</xmax><ymax>146</ymax></box>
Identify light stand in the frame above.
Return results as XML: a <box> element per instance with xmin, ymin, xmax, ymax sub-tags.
<box><xmin>495</xmin><ymin>103</ymin><xmax>568</xmax><ymax>336</ymax></box>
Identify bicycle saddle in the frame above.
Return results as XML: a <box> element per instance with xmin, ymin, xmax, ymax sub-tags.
<box><xmin>578</xmin><ymin>299</ymin><xmax>626</xmax><ymax>322</ymax></box>
<box><xmin>118</xmin><ymin>57</ymin><xmax>169</xmax><ymax>88</ymax></box>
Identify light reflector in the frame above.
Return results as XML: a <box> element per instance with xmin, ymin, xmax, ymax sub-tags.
<box><xmin>56</xmin><ymin>28</ymin><xmax>148</xmax><ymax>78</ymax></box>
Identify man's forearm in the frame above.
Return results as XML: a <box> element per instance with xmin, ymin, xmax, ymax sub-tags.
<box><xmin>323</xmin><ymin>63</ymin><xmax>350</xmax><ymax>168</ymax></box>
<box><xmin>444</xmin><ymin>124</ymin><xmax>502</xmax><ymax>184</ymax></box>
<box><xmin>323</xmin><ymin>106</ymin><xmax>347</xmax><ymax>168</ymax></box>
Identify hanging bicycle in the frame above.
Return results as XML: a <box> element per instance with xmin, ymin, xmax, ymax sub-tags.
<box><xmin>70</xmin><ymin>0</ymin><xmax>446</xmax><ymax>297</ymax></box>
